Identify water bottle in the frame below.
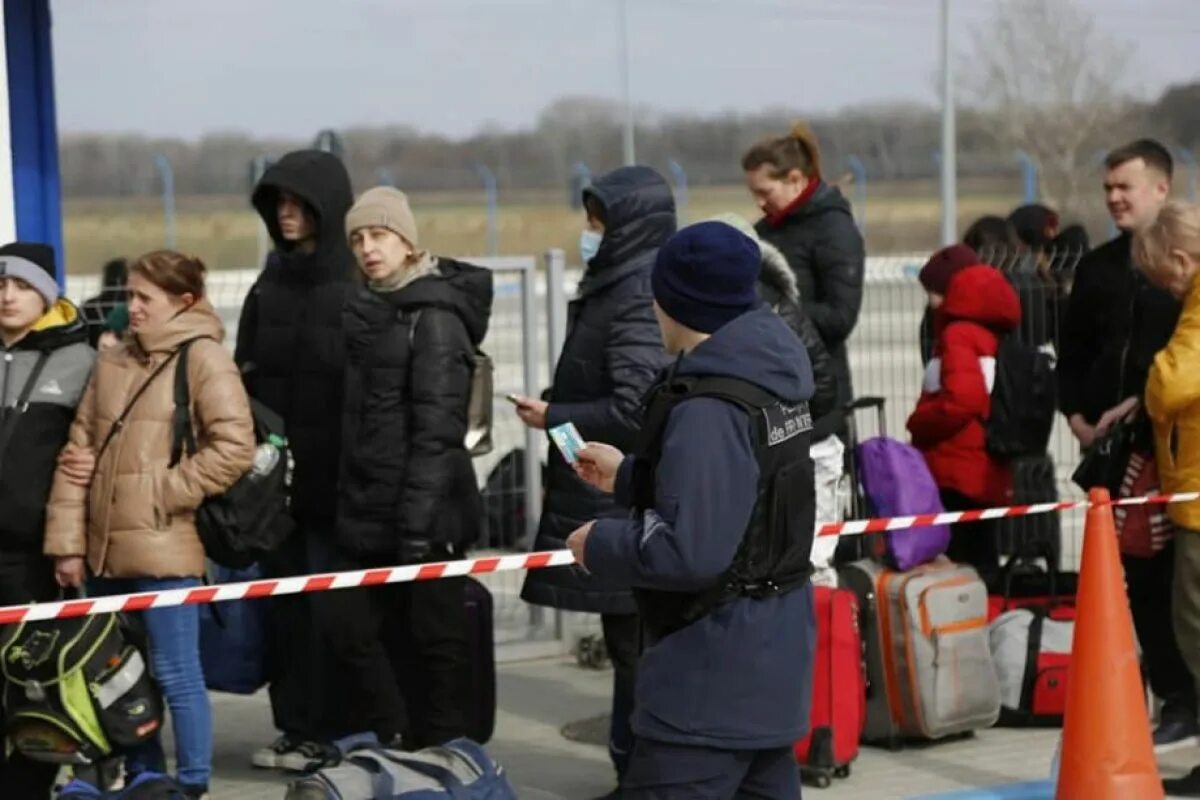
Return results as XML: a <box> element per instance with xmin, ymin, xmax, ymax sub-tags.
<box><xmin>250</xmin><ymin>442</ymin><xmax>280</xmax><ymax>479</ymax></box>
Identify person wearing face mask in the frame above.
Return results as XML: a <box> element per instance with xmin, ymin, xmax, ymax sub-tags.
<box><xmin>321</xmin><ymin>187</ymin><xmax>493</xmax><ymax>749</ymax></box>
<box><xmin>0</xmin><ymin>242</ymin><xmax>95</xmax><ymax>799</ymax></box>
<box><xmin>45</xmin><ymin>250</ymin><xmax>255</xmax><ymax>799</ymax></box>
<box><xmin>514</xmin><ymin>166</ymin><xmax>675</xmax><ymax>795</ymax></box>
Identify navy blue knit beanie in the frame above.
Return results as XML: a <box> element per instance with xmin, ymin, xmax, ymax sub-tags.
<box><xmin>651</xmin><ymin>222</ymin><xmax>761</xmax><ymax>334</ymax></box>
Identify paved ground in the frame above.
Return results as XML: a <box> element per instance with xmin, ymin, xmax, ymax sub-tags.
<box><xmin>188</xmin><ymin>656</ymin><xmax>1198</xmax><ymax>799</ymax></box>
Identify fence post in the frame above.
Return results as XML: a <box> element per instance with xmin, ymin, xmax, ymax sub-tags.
<box><xmin>1016</xmin><ymin>149</ymin><xmax>1039</xmax><ymax>204</ymax></box>
<box><xmin>1177</xmin><ymin>148</ymin><xmax>1198</xmax><ymax>203</ymax></box>
<box><xmin>312</xmin><ymin>129</ymin><xmax>344</xmax><ymax>159</ymax></box>
<box><xmin>518</xmin><ymin>261</ymin><xmax>545</xmax><ymax>631</ymax></box>
<box><xmin>846</xmin><ymin>155</ymin><xmax>867</xmax><ymax>234</ymax></box>
<box><xmin>475</xmin><ymin>164</ymin><xmax>498</xmax><ymax>255</ymax></box>
<box><xmin>153</xmin><ymin>155</ymin><xmax>176</xmax><ymax>249</ymax></box>
<box><xmin>570</xmin><ymin>162</ymin><xmax>592</xmax><ymax>209</ymax></box>
<box><xmin>544</xmin><ymin>249</ymin><xmax>567</xmax><ymax>373</ymax></box>
<box><xmin>250</xmin><ymin>156</ymin><xmax>271</xmax><ymax>267</ymax></box>
<box><xmin>667</xmin><ymin>159</ymin><xmax>688</xmax><ymax>223</ymax></box>
<box><xmin>375</xmin><ymin>167</ymin><xmax>396</xmax><ymax>187</ymax></box>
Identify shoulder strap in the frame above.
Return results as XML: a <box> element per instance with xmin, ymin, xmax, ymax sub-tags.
<box><xmin>680</xmin><ymin>376</ymin><xmax>780</xmax><ymax>413</ymax></box>
<box><xmin>96</xmin><ymin>346</ymin><xmax>187</xmax><ymax>463</ymax></box>
<box><xmin>0</xmin><ymin>350</ymin><xmax>52</xmax><ymax>469</ymax></box>
<box><xmin>169</xmin><ymin>337</ymin><xmax>218</xmax><ymax>467</ymax></box>
<box><xmin>404</xmin><ymin>308</ymin><xmax>425</xmax><ymax>347</ymax></box>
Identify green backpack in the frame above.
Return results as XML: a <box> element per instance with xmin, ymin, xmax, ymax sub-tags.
<box><xmin>0</xmin><ymin>612</ymin><xmax>163</xmax><ymax>764</ymax></box>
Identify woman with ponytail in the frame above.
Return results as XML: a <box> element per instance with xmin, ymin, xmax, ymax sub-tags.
<box><xmin>742</xmin><ymin>122</ymin><xmax>865</xmax><ymax>424</ymax></box>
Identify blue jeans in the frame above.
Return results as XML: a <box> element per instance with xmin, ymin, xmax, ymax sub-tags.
<box><xmin>90</xmin><ymin>576</ymin><xmax>212</xmax><ymax>789</ymax></box>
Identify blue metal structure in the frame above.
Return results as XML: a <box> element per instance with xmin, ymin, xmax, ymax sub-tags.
<box><xmin>474</xmin><ymin>163</ymin><xmax>497</xmax><ymax>255</ymax></box>
<box><xmin>5</xmin><ymin>0</ymin><xmax>63</xmax><ymax>282</ymax></box>
<box><xmin>153</xmin><ymin>154</ymin><xmax>176</xmax><ymax>249</ymax></box>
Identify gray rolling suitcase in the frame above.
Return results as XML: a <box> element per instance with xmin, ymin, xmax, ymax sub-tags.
<box><xmin>840</xmin><ymin>557</ymin><xmax>1001</xmax><ymax>744</ymax></box>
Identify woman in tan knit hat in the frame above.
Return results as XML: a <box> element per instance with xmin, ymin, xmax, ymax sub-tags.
<box><xmin>317</xmin><ymin>187</ymin><xmax>494</xmax><ymax>748</ymax></box>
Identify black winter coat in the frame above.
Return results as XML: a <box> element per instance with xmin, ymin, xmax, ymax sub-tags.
<box><xmin>338</xmin><ymin>260</ymin><xmax>493</xmax><ymax>559</ymax></box>
<box><xmin>755</xmin><ymin>236</ymin><xmax>838</xmax><ymax>439</ymax></box>
<box><xmin>521</xmin><ymin>166</ymin><xmax>675</xmax><ymax>615</ymax></box>
<box><xmin>756</xmin><ymin>182</ymin><xmax>864</xmax><ymax>417</ymax></box>
<box><xmin>235</xmin><ymin>150</ymin><xmax>358</xmax><ymax>525</ymax></box>
<box><xmin>1058</xmin><ymin>233</ymin><xmax>1180</xmax><ymax>431</ymax></box>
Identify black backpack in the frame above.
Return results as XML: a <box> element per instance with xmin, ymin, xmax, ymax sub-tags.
<box><xmin>0</xmin><ymin>611</ymin><xmax>163</xmax><ymax>765</ymax></box>
<box><xmin>986</xmin><ymin>335</ymin><xmax>1057</xmax><ymax>458</ymax></box>
<box><xmin>170</xmin><ymin>339</ymin><xmax>294</xmax><ymax>568</ymax></box>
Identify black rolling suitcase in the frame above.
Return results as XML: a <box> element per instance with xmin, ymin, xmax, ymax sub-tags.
<box><xmin>995</xmin><ymin>453</ymin><xmax>1061</xmax><ymax>568</ymax></box>
<box><xmin>464</xmin><ymin>577</ymin><xmax>497</xmax><ymax>744</ymax></box>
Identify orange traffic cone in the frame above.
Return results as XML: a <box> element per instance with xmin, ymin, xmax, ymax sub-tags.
<box><xmin>1056</xmin><ymin>488</ymin><xmax>1163</xmax><ymax>799</ymax></box>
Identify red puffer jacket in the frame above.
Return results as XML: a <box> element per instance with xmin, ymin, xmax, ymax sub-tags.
<box><xmin>907</xmin><ymin>265</ymin><xmax>1021</xmax><ymax>505</ymax></box>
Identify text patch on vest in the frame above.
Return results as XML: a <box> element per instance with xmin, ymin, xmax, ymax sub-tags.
<box><xmin>763</xmin><ymin>403</ymin><xmax>813</xmax><ymax>447</ymax></box>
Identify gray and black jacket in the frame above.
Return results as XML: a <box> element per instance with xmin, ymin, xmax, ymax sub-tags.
<box><xmin>0</xmin><ymin>300</ymin><xmax>95</xmax><ymax>553</ymax></box>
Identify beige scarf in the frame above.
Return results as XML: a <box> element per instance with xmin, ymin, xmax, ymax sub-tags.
<box><xmin>369</xmin><ymin>252</ymin><xmax>439</xmax><ymax>293</ymax></box>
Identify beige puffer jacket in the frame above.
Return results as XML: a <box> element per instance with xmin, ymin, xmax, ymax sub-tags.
<box><xmin>44</xmin><ymin>300</ymin><xmax>254</xmax><ymax>578</ymax></box>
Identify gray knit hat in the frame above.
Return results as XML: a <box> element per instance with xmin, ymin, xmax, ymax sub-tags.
<box><xmin>345</xmin><ymin>187</ymin><xmax>419</xmax><ymax>248</ymax></box>
<box><xmin>0</xmin><ymin>242</ymin><xmax>58</xmax><ymax>309</ymax></box>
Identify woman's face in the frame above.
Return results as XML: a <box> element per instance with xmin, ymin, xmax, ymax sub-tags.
<box><xmin>745</xmin><ymin>165</ymin><xmax>809</xmax><ymax>217</ymax></box>
<box><xmin>126</xmin><ymin>273</ymin><xmax>192</xmax><ymax>334</ymax></box>
<box><xmin>350</xmin><ymin>226</ymin><xmax>412</xmax><ymax>283</ymax></box>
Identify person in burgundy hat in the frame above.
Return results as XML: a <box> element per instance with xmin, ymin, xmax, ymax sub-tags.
<box><xmin>909</xmin><ymin>244</ymin><xmax>1021</xmax><ymax>577</ymax></box>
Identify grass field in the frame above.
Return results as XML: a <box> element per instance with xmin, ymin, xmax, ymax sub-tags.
<box><xmin>61</xmin><ymin>178</ymin><xmax>1108</xmax><ymax>276</ymax></box>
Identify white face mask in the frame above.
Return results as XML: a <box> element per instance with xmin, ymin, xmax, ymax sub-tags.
<box><xmin>579</xmin><ymin>230</ymin><xmax>603</xmax><ymax>264</ymax></box>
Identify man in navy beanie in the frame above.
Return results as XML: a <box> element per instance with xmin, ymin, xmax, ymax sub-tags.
<box><xmin>568</xmin><ymin>222</ymin><xmax>818</xmax><ymax>798</ymax></box>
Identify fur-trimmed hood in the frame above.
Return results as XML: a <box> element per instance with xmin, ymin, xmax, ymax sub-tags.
<box><xmin>758</xmin><ymin>238</ymin><xmax>800</xmax><ymax>304</ymax></box>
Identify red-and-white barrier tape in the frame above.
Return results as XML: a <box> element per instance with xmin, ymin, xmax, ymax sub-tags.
<box><xmin>3</xmin><ymin>491</ymin><xmax>1197</xmax><ymax>624</ymax></box>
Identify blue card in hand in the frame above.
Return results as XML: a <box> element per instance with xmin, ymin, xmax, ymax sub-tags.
<box><xmin>549</xmin><ymin>422</ymin><xmax>585</xmax><ymax>464</ymax></box>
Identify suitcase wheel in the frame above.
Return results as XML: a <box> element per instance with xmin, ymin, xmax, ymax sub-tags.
<box><xmin>814</xmin><ymin>773</ymin><xmax>832</xmax><ymax>789</ymax></box>
<box><xmin>834</xmin><ymin>765</ymin><xmax>850</xmax><ymax>779</ymax></box>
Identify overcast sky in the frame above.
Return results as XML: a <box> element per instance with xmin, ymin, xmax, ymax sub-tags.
<box><xmin>49</xmin><ymin>0</ymin><xmax>1200</xmax><ymax>139</ymax></box>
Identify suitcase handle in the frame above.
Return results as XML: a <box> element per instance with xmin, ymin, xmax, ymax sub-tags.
<box><xmin>844</xmin><ymin>397</ymin><xmax>887</xmax><ymax>438</ymax></box>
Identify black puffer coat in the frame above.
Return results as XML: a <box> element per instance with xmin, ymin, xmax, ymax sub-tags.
<box><xmin>756</xmin><ymin>181</ymin><xmax>865</xmax><ymax>417</ymax></box>
<box><xmin>235</xmin><ymin>150</ymin><xmax>357</xmax><ymax>525</ymax></box>
<box><xmin>337</xmin><ymin>260</ymin><xmax>493</xmax><ymax>560</ymax></box>
<box><xmin>521</xmin><ymin>166</ymin><xmax>675</xmax><ymax>615</ymax></box>
<box><xmin>756</xmin><ymin>236</ymin><xmax>839</xmax><ymax>440</ymax></box>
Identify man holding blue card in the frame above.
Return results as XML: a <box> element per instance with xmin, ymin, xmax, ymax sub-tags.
<box><xmin>569</xmin><ymin>222</ymin><xmax>818</xmax><ymax>799</ymax></box>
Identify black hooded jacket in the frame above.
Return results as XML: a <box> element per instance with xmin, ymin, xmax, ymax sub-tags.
<box><xmin>756</xmin><ymin>182</ymin><xmax>864</xmax><ymax>418</ymax></box>
<box><xmin>521</xmin><ymin>166</ymin><xmax>675</xmax><ymax>615</ymax></box>
<box><xmin>235</xmin><ymin>150</ymin><xmax>357</xmax><ymax>525</ymax></box>
<box><xmin>338</xmin><ymin>260</ymin><xmax>493</xmax><ymax>559</ymax></box>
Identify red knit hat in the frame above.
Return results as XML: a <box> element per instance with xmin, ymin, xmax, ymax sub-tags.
<box><xmin>919</xmin><ymin>244</ymin><xmax>980</xmax><ymax>294</ymax></box>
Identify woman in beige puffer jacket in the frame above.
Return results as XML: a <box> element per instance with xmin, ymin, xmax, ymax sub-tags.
<box><xmin>44</xmin><ymin>250</ymin><xmax>253</xmax><ymax>797</ymax></box>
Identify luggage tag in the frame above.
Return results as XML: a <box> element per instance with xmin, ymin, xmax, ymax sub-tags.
<box><xmin>549</xmin><ymin>422</ymin><xmax>585</xmax><ymax>465</ymax></box>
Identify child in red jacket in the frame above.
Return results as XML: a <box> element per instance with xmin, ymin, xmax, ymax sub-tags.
<box><xmin>908</xmin><ymin>244</ymin><xmax>1021</xmax><ymax>576</ymax></box>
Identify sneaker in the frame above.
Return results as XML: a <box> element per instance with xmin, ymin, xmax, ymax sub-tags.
<box><xmin>1165</xmin><ymin>766</ymin><xmax>1200</xmax><ymax>797</ymax></box>
<box><xmin>278</xmin><ymin>740</ymin><xmax>341</xmax><ymax>773</ymax></box>
<box><xmin>1154</xmin><ymin>716</ymin><xmax>1200</xmax><ymax>754</ymax></box>
<box><xmin>252</xmin><ymin>734</ymin><xmax>301</xmax><ymax>769</ymax></box>
<box><xmin>180</xmin><ymin>784</ymin><xmax>210</xmax><ymax>800</ymax></box>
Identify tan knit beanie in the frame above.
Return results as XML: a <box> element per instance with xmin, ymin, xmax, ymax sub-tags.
<box><xmin>345</xmin><ymin>187</ymin><xmax>419</xmax><ymax>247</ymax></box>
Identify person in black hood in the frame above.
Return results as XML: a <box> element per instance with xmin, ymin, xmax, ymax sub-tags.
<box><xmin>0</xmin><ymin>242</ymin><xmax>95</xmax><ymax>796</ymax></box>
<box><xmin>317</xmin><ymin>186</ymin><xmax>493</xmax><ymax>749</ymax></box>
<box><xmin>236</xmin><ymin>149</ymin><xmax>358</xmax><ymax>771</ymax></box>
<box><xmin>515</xmin><ymin>165</ymin><xmax>674</xmax><ymax>787</ymax></box>
<box><xmin>743</xmin><ymin>121</ymin><xmax>865</xmax><ymax>424</ymax></box>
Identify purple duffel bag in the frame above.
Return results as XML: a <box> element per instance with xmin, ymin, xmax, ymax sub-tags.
<box><xmin>856</xmin><ymin>437</ymin><xmax>951</xmax><ymax>570</ymax></box>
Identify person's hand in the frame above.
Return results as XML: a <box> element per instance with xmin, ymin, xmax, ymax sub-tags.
<box><xmin>566</xmin><ymin>521</ymin><xmax>594</xmax><ymax>572</ymax></box>
<box><xmin>58</xmin><ymin>445</ymin><xmax>97</xmax><ymax>488</ymax></box>
<box><xmin>574</xmin><ymin>443</ymin><xmax>625</xmax><ymax>494</ymax></box>
<box><xmin>512</xmin><ymin>396</ymin><xmax>548</xmax><ymax>430</ymax></box>
<box><xmin>54</xmin><ymin>557</ymin><xmax>86</xmax><ymax>589</ymax></box>
<box><xmin>1095</xmin><ymin>397</ymin><xmax>1140</xmax><ymax>438</ymax></box>
<box><xmin>1068</xmin><ymin>414</ymin><xmax>1096</xmax><ymax>449</ymax></box>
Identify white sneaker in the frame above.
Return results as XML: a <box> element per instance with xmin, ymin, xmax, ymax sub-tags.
<box><xmin>251</xmin><ymin>735</ymin><xmax>301</xmax><ymax>769</ymax></box>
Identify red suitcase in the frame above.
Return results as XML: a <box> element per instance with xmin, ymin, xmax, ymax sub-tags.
<box><xmin>794</xmin><ymin>586</ymin><xmax>865</xmax><ymax>788</ymax></box>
